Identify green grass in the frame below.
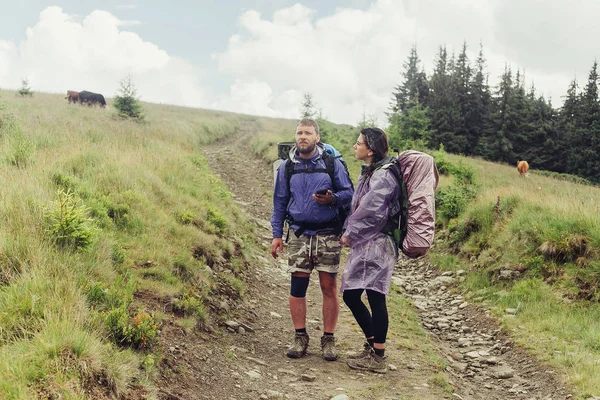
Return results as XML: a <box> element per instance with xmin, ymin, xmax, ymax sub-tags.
<box><xmin>432</xmin><ymin>152</ymin><xmax>600</xmax><ymax>398</ymax></box>
<box><xmin>0</xmin><ymin>91</ymin><xmax>258</xmax><ymax>397</ymax></box>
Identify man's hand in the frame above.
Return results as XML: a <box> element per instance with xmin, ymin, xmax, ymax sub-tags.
<box><xmin>271</xmin><ymin>238</ymin><xmax>284</xmax><ymax>258</ymax></box>
<box><xmin>312</xmin><ymin>190</ymin><xmax>336</xmax><ymax>205</ymax></box>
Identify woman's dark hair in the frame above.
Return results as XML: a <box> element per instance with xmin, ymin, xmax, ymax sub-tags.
<box><xmin>360</xmin><ymin>127</ymin><xmax>389</xmax><ymax>174</ymax></box>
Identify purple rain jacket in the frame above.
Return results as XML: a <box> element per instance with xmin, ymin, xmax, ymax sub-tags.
<box><xmin>340</xmin><ymin>157</ymin><xmax>401</xmax><ymax>295</ymax></box>
<box><xmin>271</xmin><ymin>144</ymin><xmax>354</xmax><ymax>239</ymax></box>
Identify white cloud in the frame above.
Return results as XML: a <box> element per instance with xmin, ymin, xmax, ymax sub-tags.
<box><xmin>0</xmin><ymin>6</ymin><xmax>210</xmax><ymax>108</ymax></box>
<box><xmin>215</xmin><ymin>0</ymin><xmax>590</xmax><ymax>125</ymax></box>
<box><xmin>1</xmin><ymin>2</ymin><xmax>596</xmax><ymax>126</ymax></box>
<box><xmin>117</xmin><ymin>19</ymin><xmax>142</xmax><ymax>27</ymax></box>
<box><xmin>211</xmin><ymin>79</ymin><xmax>302</xmax><ymax>119</ymax></box>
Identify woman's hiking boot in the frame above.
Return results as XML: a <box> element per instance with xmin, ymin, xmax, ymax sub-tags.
<box><xmin>347</xmin><ymin>342</ymin><xmax>372</xmax><ymax>360</ymax></box>
<box><xmin>286</xmin><ymin>333</ymin><xmax>309</xmax><ymax>358</ymax></box>
<box><xmin>346</xmin><ymin>347</ymin><xmax>387</xmax><ymax>374</ymax></box>
<box><xmin>320</xmin><ymin>335</ymin><xmax>338</xmax><ymax>361</ymax></box>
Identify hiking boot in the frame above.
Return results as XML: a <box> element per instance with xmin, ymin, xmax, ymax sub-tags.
<box><xmin>347</xmin><ymin>342</ymin><xmax>373</xmax><ymax>360</ymax></box>
<box><xmin>286</xmin><ymin>333</ymin><xmax>309</xmax><ymax>358</ymax></box>
<box><xmin>346</xmin><ymin>347</ymin><xmax>387</xmax><ymax>374</ymax></box>
<box><xmin>320</xmin><ymin>335</ymin><xmax>338</xmax><ymax>361</ymax></box>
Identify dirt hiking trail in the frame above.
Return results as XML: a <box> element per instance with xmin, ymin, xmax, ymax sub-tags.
<box><xmin>153</xmin><ymin>121</ymin><xmax>571</xmax><ymax>400</ymax></box>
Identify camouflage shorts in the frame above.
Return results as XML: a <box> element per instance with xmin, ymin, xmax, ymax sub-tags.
<box><xmin>287</xmin><ymin>230</ymin><xmax>341</xmax><ymax>274</ymax></box>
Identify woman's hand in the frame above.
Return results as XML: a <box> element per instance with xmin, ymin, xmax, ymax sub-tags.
<box><xmin>340</xmin><ymin>235</ymin><xmax>350</xmax><ymax>247</ymax></box>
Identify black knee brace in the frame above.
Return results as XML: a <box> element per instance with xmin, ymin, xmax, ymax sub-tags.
<box><xmin>290</xmin><ymin>276</ymin><xmax>310</xmax><ymax>298</ymax></box>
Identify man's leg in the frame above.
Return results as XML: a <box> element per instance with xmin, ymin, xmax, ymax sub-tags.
<box><xmin>318</xmin><ymin>271</ymin><xmax>339</xmax><ymax>333</ymax></box>
<box><xmin>289</xmin><ymin>272</ymin><xmax>310</xmax><ymax>329</ymax></box>
<box><xmin>285</xmin><ymin>232</ymin><xmax>312</xmax><ymax>358</ymax></box>
<box><xmin>287</xmin><ymin>272</ymin><xmax>311</xmax><ymax>358</ymax></box>
<box><xmin>316</xmin><ymin>233</ymin><xmax>341</xmax><ymax>334</ymax></box>
<box><xmin>319</xmin><ymin>271</ymin><xmax>339</xmax><ymax>361</ymax></box>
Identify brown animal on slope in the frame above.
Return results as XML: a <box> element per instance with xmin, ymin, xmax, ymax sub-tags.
<box><xmin>517</xmin><ymin>160</ymin><xmax>530</xmax><ymax>177</ymax></box>
<box><xmin>65</xmin><ymin>90</ymin><xmax>79</xmax><ymax>103</ymax></box>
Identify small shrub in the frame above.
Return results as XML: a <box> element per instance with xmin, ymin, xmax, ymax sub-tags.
<box><xmin>130</xmin><ymin>311</ymin><xmax>160</xmax><ymax>349</ymax></box>
<box><xmin>436</xmin><ymin>184</ymin><xmax>475</xmax><ymax>220</ymax></box>
<box><xmin>112</xmin><ymin>244</ymin><xmax>125</xmax><ymax>265</ymax></box>
<box><xmin>141</xmin><ymin>354</ymin><xmax>156</xmax><ymax>372</ymax></box>
<box><xmin>113</xmin><ymin>76</ymin><xmax>145</xmax><ymax>121</ymax></box>
<box><xmin>45</xmin><ymin>189</ymin><xmax>95</xmax><ymax>250</ymax></box>
<box><xmin>17</xmin><ymin>79</ymin><xmax>33</xmax><ymax>97</ymax></box>
<box><xmin>205</xmin><ymin>205</ymin><xmax>228</xmax><ymax>233</ymax></box>
<box><xmin>172</xmin><ymin>294</ymin><xmax>206</xmax><ymax>321</ymax></box>
<box><xmin>105</xmin><ymin>306</ymin><xmax>129</xmax><ymax>345</ymax></box>
<box><xmin>432</xmin><ymin>144</ymin><xmax>454</xmax><ymax>175</ymax></box>
<box><xmin>176</xmin><ymin>210</ymin><xmax>196</xmax><ymax>225</ymax></box>
<box><xmin>105</xmin><ymin>307</ymin><xmax>159</xmax><ymax>349</ymax></box>
<box><xmin>450</xmin><ymin>161</ymin><xmax>476</xmax><ymax>185</ymax></box>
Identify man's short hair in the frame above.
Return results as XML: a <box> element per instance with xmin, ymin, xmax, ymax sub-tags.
<box><xmin>297</xmin><ymin>118</ymin><xmax>320</xmax><ymax>136</ymax></box>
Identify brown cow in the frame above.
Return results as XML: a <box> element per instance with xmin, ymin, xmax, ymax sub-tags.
<box><xmin>517</xmin><ymin>160</ymin><xmax>529</xmax><ymax>177</ymax></box>
<box><xmin>65</xmin><ymin>90</ymin><xmax>79</xmax><ymax>103</ymax></box>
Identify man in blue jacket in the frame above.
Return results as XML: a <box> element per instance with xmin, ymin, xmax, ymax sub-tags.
<box><xmin>270</xmin><ymin>118</ymin><xmax>354</xmax><ymax>361</ymax></box>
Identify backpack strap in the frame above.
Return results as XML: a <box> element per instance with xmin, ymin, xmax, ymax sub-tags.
<box><xmin>323</xmin><ymin>152</ymin><xmax>337</xmax><ymax>190</ymax></box>
<box><xmin>285</xmin><ymin>151</ymin><xmax>337</xmax><ymax>190</ymax></box>
<box><xmin>376</xmin><ymin>159</ymin><xmax>408</xmax><ymax>247</ymax></box>
<box><xmin>283</xmin><ymin>152</ymin><xmax>340</xmax><ymax>238</ymax></box>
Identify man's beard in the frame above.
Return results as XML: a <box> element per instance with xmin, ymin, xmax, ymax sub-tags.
<box><xmin>297</xmin><ymin>142</ymin><xmax>316</xmax><ymax>154</ymax></box>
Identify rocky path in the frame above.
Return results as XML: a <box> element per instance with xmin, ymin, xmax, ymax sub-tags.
<box><xmin>154</xmin><ymin>121</ymin><xmax>570</xmax><ymax>400</ymax></box>
<box><xmin>393</xmin><ymin>258</ymin><xmax>570</xmax><ymax>399</ymax></box>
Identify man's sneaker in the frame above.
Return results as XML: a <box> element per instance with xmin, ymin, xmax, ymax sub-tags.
<box><xmin>286</xmin><ymin>333</ymin><xmax>309</xmax><ymax>358</ymax></box>
<box><xmin>321</xmin><ymin>335</ymin><xmax>338</xmax><ymax>361</ymax></box>
<box><xmin>346</xmin><ymin>347</ymin><xmax>387</xmax><ymax>374</ymax></box>
<box><xmin>347</xmin><ymin>342</ymin><xmax>372</xmax><ymax>360</ymax></box>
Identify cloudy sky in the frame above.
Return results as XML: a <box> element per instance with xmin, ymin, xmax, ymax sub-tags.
<box><xmin>1</xmin><ymin>0</ymin><xmax>599</xmax><ymax>125</ymax></box>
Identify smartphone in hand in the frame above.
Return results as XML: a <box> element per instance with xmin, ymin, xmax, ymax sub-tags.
<box><xmin>315</xmin><ymin>189</ymin><xmax>328</xmax><ymax>195</ymax></box>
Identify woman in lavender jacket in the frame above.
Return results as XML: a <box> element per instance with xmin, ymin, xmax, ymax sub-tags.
<box><xmin>340</xmin><ymin>127</ymin><xmax>400</xmax><ymax>374</ymax></box>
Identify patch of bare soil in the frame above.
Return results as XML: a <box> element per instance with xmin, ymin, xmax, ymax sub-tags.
<box><xmin>146</xmin><ymin>121</ymin><xmax>570</xmax><ymax>400</ymax></box>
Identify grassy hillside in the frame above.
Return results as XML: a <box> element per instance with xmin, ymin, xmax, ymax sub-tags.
<box><xmin>430</xmin><ymin>153</ymin><xmax>600</xmax><ymax>397</ymax></box>
<box><xmin>0</xmin><ymin>91</ymin><xmax>257</xmax><ymax>398</ymax></box>
<box><xmin>3</xmin><ymin>90</ymin><xmax>600</xmax><ymax>398</ymax></box>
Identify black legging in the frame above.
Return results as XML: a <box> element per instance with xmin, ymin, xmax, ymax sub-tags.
<box><xmin>343</xmin><ymin>289</ymin><xmax>388</xmax><ymax>344</ymax></box>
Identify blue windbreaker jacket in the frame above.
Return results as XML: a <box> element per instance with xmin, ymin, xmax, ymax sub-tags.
<box><xmin>271</xmin><ymin>144</ymin><xmax>354</xmax><ymax>238</ymax></box>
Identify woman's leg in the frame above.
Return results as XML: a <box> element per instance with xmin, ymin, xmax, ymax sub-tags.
<box><xmin>366</xmin><ymin>290</ymin><xmax>388</xmax><ymax>356</ymax></box>
<box><xmin>342</xmin><ymin>289</ymin><xmax>374</xmax><ymax>342</ymax></box>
